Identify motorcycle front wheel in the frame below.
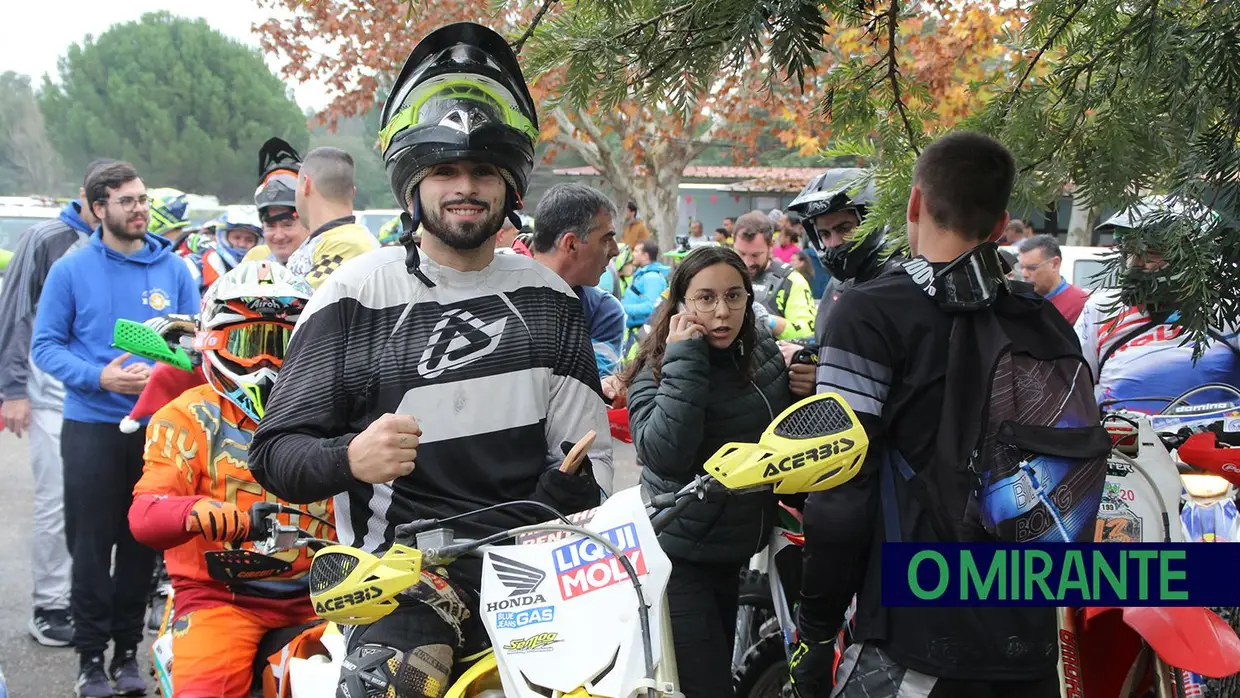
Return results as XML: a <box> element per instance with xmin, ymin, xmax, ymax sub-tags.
<box><xmin>734</xmin><ymin>631</ymin><xmax>791</xmax><ymax>698</ymax></box>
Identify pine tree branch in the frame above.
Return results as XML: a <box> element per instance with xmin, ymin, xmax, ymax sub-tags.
<box><xmin>617</xmin><ymin>4</ymin><xmax>695</xmax><ymax>42</ymax></box>
<box><xmin>1004</xmin><ymin>0</ymin><xmax>1090</xmax><ymax>111</ymax></box>
<box><xmin>511</xmin><ymin>0</ymin><xmax>558</xmax><ymax>56</ymax></box>
<box><xmin>885</xmin><ymin>0</ymin><xmax>919</xmax><ymax>155</ymax></box>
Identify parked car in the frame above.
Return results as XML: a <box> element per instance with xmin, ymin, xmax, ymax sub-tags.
<box><xmin>0</xmin><ymin>198</ymin><xmax>61</xmax><ymax>277</ymax></box>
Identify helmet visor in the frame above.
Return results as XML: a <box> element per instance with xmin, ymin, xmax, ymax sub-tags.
<box><xmin>197</xmin><ymin>321</ymin><xmax>292</xmax><ymax>368</ymax></box>
<box><xmin>379</xmin><ymin>74</ymin><xmax>538</xmax><ymax>154</ymax></box>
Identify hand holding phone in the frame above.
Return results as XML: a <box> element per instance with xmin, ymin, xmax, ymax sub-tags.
<box><xmin>668</xmin><ymin>305</ymin><xmax>706</xmax><ymax>344</ymax></box>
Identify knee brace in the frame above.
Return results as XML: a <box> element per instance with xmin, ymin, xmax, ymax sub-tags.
<box><xmin>337</xmin><ymin>643</ymin><xmax>453</xmax><ymax>698</ymax></box>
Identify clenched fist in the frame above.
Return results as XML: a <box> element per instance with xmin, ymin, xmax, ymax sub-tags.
<box><xmin>348</xmin><ymin>413</ymin><xmax>422</xmax><ymax>484</ymax></box>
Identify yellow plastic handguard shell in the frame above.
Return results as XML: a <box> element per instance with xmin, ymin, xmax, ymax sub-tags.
<box><xmin>308</xmin><ymin>544</ymin><xmax>422</xmax><ymax>625</ymax></box>
<box><xmin>705</xmin><ymin>392</ymin><xmax>870</xmax><ymax>494</ymax></box>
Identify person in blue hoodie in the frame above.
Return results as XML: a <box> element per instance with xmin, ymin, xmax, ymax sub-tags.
<box><xmin>31</xmin><ymin>161</ymin><xmax>199</xmax><ymax>698</ymax></box>
<box><xmin>0</xmin><ymin>159</ymin><xmax>115</xmax><ymax>650</ymax></box>
<box><xmin>621</xmin><ymin>240</ymin><xmax>671</xmax><ymax>355</ymax></box>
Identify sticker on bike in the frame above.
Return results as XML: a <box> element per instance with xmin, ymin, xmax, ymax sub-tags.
<box><xmin>486</xmin><ymin>554</ymin><xmax>549</xmax><ymax>612</ymax></box>
<box><xmin>503</xmin><ymin>632</ymin><xmax>562</xmax><ymax>654</ymax></box>
<box><xmin>495</xmin><ymin>605</ymin><xmax>555</xmax><ymax>630</ymax></box>
<box><xmin>551</xmin><ymin>523</ymin><xmax>648</xmax><ymax>600</ymax></box>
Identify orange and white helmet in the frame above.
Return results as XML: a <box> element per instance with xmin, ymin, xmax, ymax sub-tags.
<box><xmin>194</xmin><ymin>260</ymin><xmax>312</xmax><ymax>422</ymax></box>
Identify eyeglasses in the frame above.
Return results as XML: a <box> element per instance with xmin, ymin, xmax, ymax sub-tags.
<box><xmin>687</xmin><ymin>289</ymin><xmax>750</xmax><ymax>313</ymax></box>
<box><xmin>1020</xmin><ymin>258</ymin><xmax>1056</xmax><ymax>273</ymax></box>
<box><xmin>110</xmin><ymin>195</ymin><xmax>151</xmax><ymax>211</ymax></box>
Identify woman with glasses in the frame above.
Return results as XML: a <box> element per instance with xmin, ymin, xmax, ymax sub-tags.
<box><xmin>623</xmin><ymin>245</ymin><xmax>795</xmax><ymax>698</ymax></box>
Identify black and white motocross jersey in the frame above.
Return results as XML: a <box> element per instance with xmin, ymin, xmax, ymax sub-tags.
<box><xmin>250</xmin><ymin>246</ymin><xmax>614</xmax><ymax>556</ymax></box>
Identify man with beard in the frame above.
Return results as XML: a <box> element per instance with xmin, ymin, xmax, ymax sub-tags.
<box><xmin>284</xmin><ymin>146</ymin><xmax>380</xmax><ymax>289</ymax></box>
<box><xmin>250</xmin><ymin>23</ymin><xmax>612</xmax><ymax>698</ymax></box>
<box><xmin>31</xmin><ymin>160</ymin><xmax>199</xmax><ymax>697</ymax></box>
<box><xmin>731</xmin><ymin>211</ymin><xmax>817</xmax><ymax>341</ymax></box>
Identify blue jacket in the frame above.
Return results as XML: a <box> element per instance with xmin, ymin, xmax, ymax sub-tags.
<box><xmin>621</xmin><ymin>262</ymin><xmax>671</xmax><ymax>328</ymax></box>
<box><xmin>578</xmin><ymin>285</ymin><xmax>626</xmax><ymax>378</ymax></box>
<box><xmin>32</xmin><ymin>231</ymin><xmax>200</xmax><ymax>424</ymax></box>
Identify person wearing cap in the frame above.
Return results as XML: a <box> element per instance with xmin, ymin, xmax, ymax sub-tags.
<box><xmin>249</xmin><ymin>23</ymin><xmax>612</xmax><ymax>698</ymax></box>
<box><xmin>1075</xmin><ymin>195</ymin><xmax>1240</xmax><ymax>412</ymax></box>
<box><xmin>245</xmin><ymin>137</ymin><xmax>312</xmax><ymax>266</ymax></box>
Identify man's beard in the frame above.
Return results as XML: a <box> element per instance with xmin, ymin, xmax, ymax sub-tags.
<box><xmin>422</xmin><ymin>198</ymin><xmax>505</xmax><ymax>250</ymax></box>
<box><xmin>104</xmin><ymin>210</ymin><xmax>147</xmax><ymax>241</ymax></box>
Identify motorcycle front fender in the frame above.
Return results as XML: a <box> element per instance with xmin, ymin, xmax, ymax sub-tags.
<box><xmin>1089</xmin><ymin>606</ymin><xmax>1240</xmax><ymax>678</ymax></box>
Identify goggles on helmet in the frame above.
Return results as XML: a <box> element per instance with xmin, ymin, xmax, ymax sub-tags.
<box><xmin>379</xmin><ymin>74</ymin><xmax>538</xmax><ymax>154</ymax></box>
<box><xmin>195</xmin><ymin>321</ymin><xmax>292</xmax><ymax>368</ymax></box>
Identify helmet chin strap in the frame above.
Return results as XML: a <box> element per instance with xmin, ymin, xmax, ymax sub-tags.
<box><xmin>400</xmin><ymin>188</ymin><xmax>436</xmax><ymax>288</ymax></box>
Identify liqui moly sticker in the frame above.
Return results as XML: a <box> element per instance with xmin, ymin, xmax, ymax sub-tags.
<box><xmin>551</xmin><ymin>523</ymin><xmax>648</xmax><ymax>600</ymax></box>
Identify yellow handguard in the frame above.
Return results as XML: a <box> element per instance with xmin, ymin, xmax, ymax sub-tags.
<box><xmin>704</xmin><ymin>392</ymin><xmax>869</xmax><ymax>494</ymax></box>
<box><xmin>308</xmin><ymin>544</ymin><xmax>423</xmax><ymax>625</ymax></box>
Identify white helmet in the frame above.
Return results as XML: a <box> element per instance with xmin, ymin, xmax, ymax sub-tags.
<box><xmin>194</xmin><ymin>260</ymin><xmax>312</xmax><ymax>422</ymax></box>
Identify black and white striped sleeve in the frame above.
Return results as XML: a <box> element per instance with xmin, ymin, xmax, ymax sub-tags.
<box><xmin>250</xmin><ymin>272</ymin><xmax>365</xmax><ymax>504</ymax></box>
<box><xmin>815</xmin><ymin>290</ymin><xmax>893</xmax><ymax>430</ymax></box>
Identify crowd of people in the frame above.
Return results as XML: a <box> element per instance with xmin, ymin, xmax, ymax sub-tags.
<box><xmin>0</xmin><ymin>18</ymin><xmax>1237</xmax><ymax>698</ymax></box>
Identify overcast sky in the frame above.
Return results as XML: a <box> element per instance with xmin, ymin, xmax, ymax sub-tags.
<box><xmin>0</xmin><ymin>0</ymin><xmax>334</xmax><ymax>111</ymax></box>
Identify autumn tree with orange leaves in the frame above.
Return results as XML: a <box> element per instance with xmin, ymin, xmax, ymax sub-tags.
<box><xmin>541</xmin><ymin>0</ymin><xmax>1240</xmax><ymax>354</ymax></box>
<box><xmin>252</xmin><ymin>0</ymin><xmax>1019</xmax><ymax>250</ymax></box>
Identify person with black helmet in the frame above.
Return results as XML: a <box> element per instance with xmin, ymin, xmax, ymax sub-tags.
<box><xmin>249</xmin><ymin>23</ymin><xmax>612</xmax><ymax>698</ymax></box>
<box><xmin>245</xmin><ymin>137</ymin><xmax>312</xmax><ymax>266</ymax></box>
<box><xmin>785</xmin><ymin>168</ymin><xmax>904</xmax><ymax>336</ymax></box>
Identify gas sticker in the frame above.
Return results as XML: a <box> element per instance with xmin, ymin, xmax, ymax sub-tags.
<box><xmin>495</xmin><ymin>605</ymin><xmax>555</xmax><ymax>630</ymax></box>
<box><xmin>503</xmin><ymin>632</ymin><xmax>562</xmax><ymax>654</ymax></box>
<box><xmin>551</xmin><ymin>523</ymin><xmax>648</xmax><ymax>600</ymax></box>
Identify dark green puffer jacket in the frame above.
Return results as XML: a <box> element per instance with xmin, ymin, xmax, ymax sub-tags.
<box><xmin>628</xmin><ymin>328</ymin><xmax>791</xmax><ymax>563</ymax></box>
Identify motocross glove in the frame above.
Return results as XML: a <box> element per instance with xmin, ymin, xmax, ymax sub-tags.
<box><xmin>532</xmin><ymin>441</ymin><xmax>602</xmax><ymax>514</ymax></box>
<box><xmin>789</xmin><ymin>635</ymin><xmax>836</xmax><ymax>698</ymax></box>
<box><xmin>186</xmin><ymin>499</ymin><xmax>251</xmax><ymax>543</ymax></box>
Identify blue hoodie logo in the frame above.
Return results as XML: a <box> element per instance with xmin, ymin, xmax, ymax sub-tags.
<box><xmin>144</xmin><ymin>288</ymin><xmax>171</xmax><ymax>311</ymax></box>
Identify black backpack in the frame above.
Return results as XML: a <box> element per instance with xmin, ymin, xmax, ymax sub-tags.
<box><xmin>904</xmin><ymin>279</ymin><xmax>1112</xmax><ymax>544</ymax></box>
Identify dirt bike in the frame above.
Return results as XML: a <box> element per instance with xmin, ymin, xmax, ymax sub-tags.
<box><xmin>306</xmin><ymin>392</ymin><xmax>870</xmax><ymax>698</ymax></box>
<box><xmin>1059</xmin><ymin>389</ymin><xmax>1240</xmax><ymax>697</ymax></box>
<box><xmin>113</xmin><ymin>318</ymin><xmax>346</xmax><ymax>697</ymax></box>
<box><xmin>149</xmin><ymin>501</ymin><xmax>342</xmax><ymax>698</ymax></box>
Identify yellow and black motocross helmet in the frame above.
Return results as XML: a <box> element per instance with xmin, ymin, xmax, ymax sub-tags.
<box><xmin>379</xmin><ymin>23</ymin><xmax>539</xmax><ymax>223</ymax></box>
